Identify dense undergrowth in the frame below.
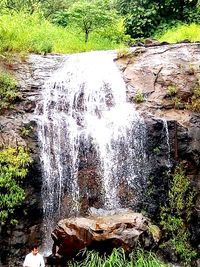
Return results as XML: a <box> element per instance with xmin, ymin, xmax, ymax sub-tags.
<box><xmin>68</xmin><ymin>248</ymin><xmax>169</xmax><ymax>267</ymax></box>
<box><xmin>157</xmin><ymin>23</ymin><xmax>200</xmax><ymax>43</ymax></box>
<box><xmin>0</xmin><ymin>12</ymin><xmax>126</xmax><ymax>54</ymax></box>
<box><xmin>160</xmin><ymin>165</ymin><xmax>197</xmax><ymax>265</ymax></box>
<box><xmin>0</xmin><ymin>147</ymin><xmax>32</xmax><ymax>225</ymax></box>
<box><xmin>0</xmin><ymin>11</ymin><xmax>199</xmax><ymax>56</ymax></box>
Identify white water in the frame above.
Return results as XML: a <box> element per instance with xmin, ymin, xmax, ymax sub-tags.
<box><xmin>163</xmin><ymin>119</ymin><xmax>171</xmax><ymax>169</ymax></box>
<box><xmin>35</xmin><ymin>51</ymin><xmax>148</xmax><ymax>254</ymax></box>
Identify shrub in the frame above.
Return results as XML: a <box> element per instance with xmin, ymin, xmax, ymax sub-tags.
<box><xmin>0</xmin><ymin>11</ymin><xmax>126</xmax><ymax>54</ymax></box>
<box><xmin>186</xmin><ymin>80</ymin><xmax>200</xmax><ymax>112</ymax></box>
<box><xmin>160</xmin><ymin>165</ymin><xmax>197</xmax><ymax>265</ymax></box>
<box><xmin>0</xmin><ymin>70</ymin><xmax>19</xmax><ymax>112</ymax></box>
<box><xmin>157</xmin><ymin>23</ymin><xmax>200</xmax><ymax>43</ymax></box>
<box><xmin>0</xmin><ymin>147</ymin><xmax>32</xmax><ymax>225</ymax></box>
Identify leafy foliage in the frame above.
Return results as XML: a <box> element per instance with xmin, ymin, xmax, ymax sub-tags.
<box><xmin>0</xmin><ymin>11</ymin><xmax>125</xmax><ymax>54</ymax></box>
<box><xmin>186</xmin><ymin>80</ymin><xmax>200</xmax><ymax>112</ymax></box>
<box><xmin>68</xmin><ymin>248</ymin><xmax>168</xmax><ymax>267</ymax></box>
<box><xmin>68</xmin><ymin>0</ymin><xmax>119</xmax><ymax>43</ymax></box>
<box><xmin>0</xmin><ymin>147</ymin><xmax>32</xmax><ymax>225</ymax></box>
<box><xmin>115</xmin><ymin>0</ymin><xmax>199</xmax><ymax>38</ymax></box>
<box><xmin>160</xmin><ymin>165</ymin><xmax>197</xmax><ymax>265</ymax></box>
<box><xmin>0</xmin><ymin>71</ymin><xmax>19</xmax><ymax>112</ymax></box>
<box><xmin>157</xmin><ymin>23</ymin><xmax>200</xmax><ymax>43</ymax></box>
<box><xmin>133</xmin><ymin>91</ymin><xmax>145</xmax><ymax>103</ymax></box>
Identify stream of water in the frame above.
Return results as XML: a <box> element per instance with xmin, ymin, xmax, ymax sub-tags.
<box><xmin>35</xmin><ymin>51</ymin><xmax>148</xmax><ymax>254</ymax></box>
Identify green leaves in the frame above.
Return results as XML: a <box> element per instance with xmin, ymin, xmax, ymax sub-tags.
<box><xmin>115</xmin><ymin>0</ymin><xmax>199</xmax><ymax>38</ymax></box>
<box><xmin>68</xmin><ymin>248</ymin><xmax>168</xmax><ymax>267</ymax></box>
<box><xmin>0</xmin><ymin>71</ymin><xmax>19</xmax><ymax>113</ymax></box>
<box><xmin>160</xmin><ymin>165</ymin><xmax>197</xmax><ymax>264</ymax></box>
<box><xmin>0</xmin><ymin>146</ymin><xmax>32</xmax><ymax>225</ymax></box>
<box><xmin>68</xmin><ymin>0</ymin><xmax>118</xmax><ymax>42</ymax></box>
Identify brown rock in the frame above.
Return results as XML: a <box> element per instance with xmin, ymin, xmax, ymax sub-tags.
<box><xmin>51</xmin><ymin>210</ymin><xmax>160</xmax><ymax>258</ymax></box>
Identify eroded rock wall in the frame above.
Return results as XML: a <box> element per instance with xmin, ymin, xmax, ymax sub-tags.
<box><xmin>0</xmin><ymin>54</ymin><xmax>66</xmax><ymax>266</ymax></box>
<box><xmin>116</xmin><ymin>42</ymin><xmax>200</xmax><ymax>247</ymax></box>
<box><xmin>0</xmin><ymin>44</ymin><xmax>200</xmax><ymax>266</ymax></box>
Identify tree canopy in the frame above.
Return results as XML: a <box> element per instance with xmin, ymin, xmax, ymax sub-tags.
<box><xmin>68</xmin><ymin>0</ymin><xmax>118</xmax><ymax>42</ymax></box>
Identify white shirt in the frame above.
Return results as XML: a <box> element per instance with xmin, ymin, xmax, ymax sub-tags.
<box><xmin>23</xmin><ymin>252</ymin><xmax>45</xmax><ymax>267</ymax></box>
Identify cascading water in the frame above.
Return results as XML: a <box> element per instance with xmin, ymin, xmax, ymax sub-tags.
<box><xmin>35</xmin><ymin>51</ymin><xmax>148</xmax><ymax>254</ymax></box>
<box><xmin>163</xmin><ymin>119</ymin><xmax>171</xmax><ymax>169</ymax></box>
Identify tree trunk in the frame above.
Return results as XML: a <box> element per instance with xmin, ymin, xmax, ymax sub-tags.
<box><xmin>85</xmin><ymin>30</ymin><xmax>89</xmax><ymax>43</ymax></box>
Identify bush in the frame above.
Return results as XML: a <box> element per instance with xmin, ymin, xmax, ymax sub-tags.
<box><xmin>124</xmin><ymin>3</ymin><xmax>160</xmax><ymax>38</ymax></box>
<box><xmin>186</xmin><ymin>81</ymin><xmax>200</xmax><ymax>112</ymax></box>
<box><xmin>0</xmin><ymin>70</ymin><xmax>18</xmax><ymax>112</ymax></box>
<box><xmin>157</xmin><ymin>23</ymin><xmax>200</xmax><ymax>43</ymax></box>
<box><xmin>0</xmin><ymin>11</ymin><xmax>126</xmax><ymax>54</ymax></box>
<box><xmin>0</xmin><ymin>147</ymin><xmax>32</xmax><ymax>225</ymax></box>
<box><xmin>160</xmin><ymin>165</ymin><xmax>197</xmax><ymax>265</ymax></box>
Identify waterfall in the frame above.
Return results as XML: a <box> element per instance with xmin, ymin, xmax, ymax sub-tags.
<box><xmin>35</xmin><ymin>51</ymin><xmax>148</xmax><ymax>254</ymax></box>
<box><xmin>163</xmin><ymin>119</ymin><xmax>171</xmax><ymax>169</ymax></box>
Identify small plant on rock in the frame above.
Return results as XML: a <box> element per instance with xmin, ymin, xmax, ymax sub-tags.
<box><xmin>116</xmin><ymin>47</ymin><xmax>130</xmax><ymax>59</ymax></box>
<box><xmin>133</xmin><ymin>90</ymin><xmax>145</xmax><ymax>103</ymax></box>
<box><xmin>186</xmin><ymin>80</ymin><xmax>200</xmax><ymax>112</ymax></box>
<box><xmin>20</xmin><ymin>126</ymin><xmax>33</xmax><ymax>138</ymax></box>
<box><xmin>166</xmin><ymin>85</ymin><xmax>177</xmax><ymax>97</ymax></box>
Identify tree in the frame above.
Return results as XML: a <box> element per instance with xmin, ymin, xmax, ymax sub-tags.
<box><xmin>1</xmin><ymin>0</ymin><xmax>41</xmax><ymax>13</ymax></box>
<box><xmin>68</xmin><ymin>0</ymin><xmax>118</xmax><ymax>43</ymax></box>
<box><xmin>0</xmin><ymin>147</ymin><xmax>32</xmax><ymax>225</ymax></box>
<box><xmin>115</xmin><ymin>0</ymin><xmax>199</xmax><ymax>38</ymax></box>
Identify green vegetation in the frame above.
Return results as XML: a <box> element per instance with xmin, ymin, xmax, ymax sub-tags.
<box><xmin>0</xmin><ymin>10</ymin><xmax>126</xmax><ymax>55</ymax></box>
<box><xmin>116</xmin><ymin>0</ymin><xmax>200</xmax><ymax>38</ymax></box>
<box><xmin>166</xmin><ymin>85</ymin><xmax>177</xmax><ymax>97</ymax></box>
<box><xmin>67</xmin><ymin>1</ymin><xmax>119</xmax><ymax>43</ymax></box>
<box><xmin>187</xmin><ymin>80</ymin><xmax>200</xmax><ymax>112</ymax></box>
<box><xmin>0</xmin><ymin>70</ymin><xmax>19</xmax><ymax>112</ymax></box>
<box><xmin>160</xmin><ymin>165</ymin><xmax>197</xmax><ymax>265</ymax></box>
<box><xmin>0</xmin><ymin>147</ymin><xmax>32</xmax><ymax>225</ymax></box>
<box><xmin>0</xmin><ymin>0</ymin><xmax>199</xmax><ymax>54</ymax></box>
<box><xmin>68</xmin><ymin>248</ymin><xmax>169</xmax><ymax>267</ymax></box>
<box><xmin>157</xmin><ymin>23</ymin><xmax>200</xmax><ymax>43</ymax></box>
<box><xmin>20</xmin><ymin>126</ymin><xmax>33</xmax><ymax>138</ymax></box>
<box><xmin>133</xmin><ymin>91</ymin><xmax>145</xmax><ymax>103</ymax></box>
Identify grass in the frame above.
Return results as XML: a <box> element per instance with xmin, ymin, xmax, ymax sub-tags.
<box><xmin>0</xmin><ymin>12</ymin><xmax>125</xmax><ymax>54</ymax></box>
<box><xmin>68</xmin><ymin>248</ymin><xmax>169</xmax><ymax>267</ymax></box>
<box><xmin>157</xmin><ymin>23</ymin><xmax>200</xmax><ymax>43</ymax></box>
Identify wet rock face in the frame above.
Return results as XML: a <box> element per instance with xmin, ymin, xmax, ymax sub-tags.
<box><xmin>116</xmin><ymin>43</ymin><xmax>200</xmax><ymax>244</ymax></box>
<box><xmin>0</xmin><ymin>54</ymin><xmax>66</xmax><ymax>267</ymax></box>
<box><xmin>50</xmin><ymin>209</ymin><xmax>160</xmax><ymax>261</ymax></box>
<box><xmin>0</xmin><ymin>44</ymin><xmax>200</xmax><ymax>266</ymax></box>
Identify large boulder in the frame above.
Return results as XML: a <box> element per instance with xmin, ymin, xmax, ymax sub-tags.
<box><xmin>51</xmin><ymin>209</ymin><xmax>161</xmax><ymax>259</ymax></box>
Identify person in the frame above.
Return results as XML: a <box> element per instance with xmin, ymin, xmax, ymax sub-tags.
<box><xmin>23</xmin><ymin>244</ymin><xmax>45</xmax><ymax>267</ymax></box>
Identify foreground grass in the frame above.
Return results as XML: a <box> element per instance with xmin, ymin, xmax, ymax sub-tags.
<box><xmin>0</xmin><ymin>12</ymin><xmax>125</xmax><ymax>54</ymax></box>
<box><xmin>157</xmin><ymin>23</ymin><xmax>200</xmax><ymax>43</ymax></box>
<box><xmin>68</xmin><ymin>248</ymin><xmax>169</xmax><ymax>267</ymax></box>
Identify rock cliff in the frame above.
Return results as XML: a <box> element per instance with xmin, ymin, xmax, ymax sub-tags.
<box><xmin>0</xmin><ymin>43</ymin><xmax>199</xmax><ymax>266</ymax></box>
